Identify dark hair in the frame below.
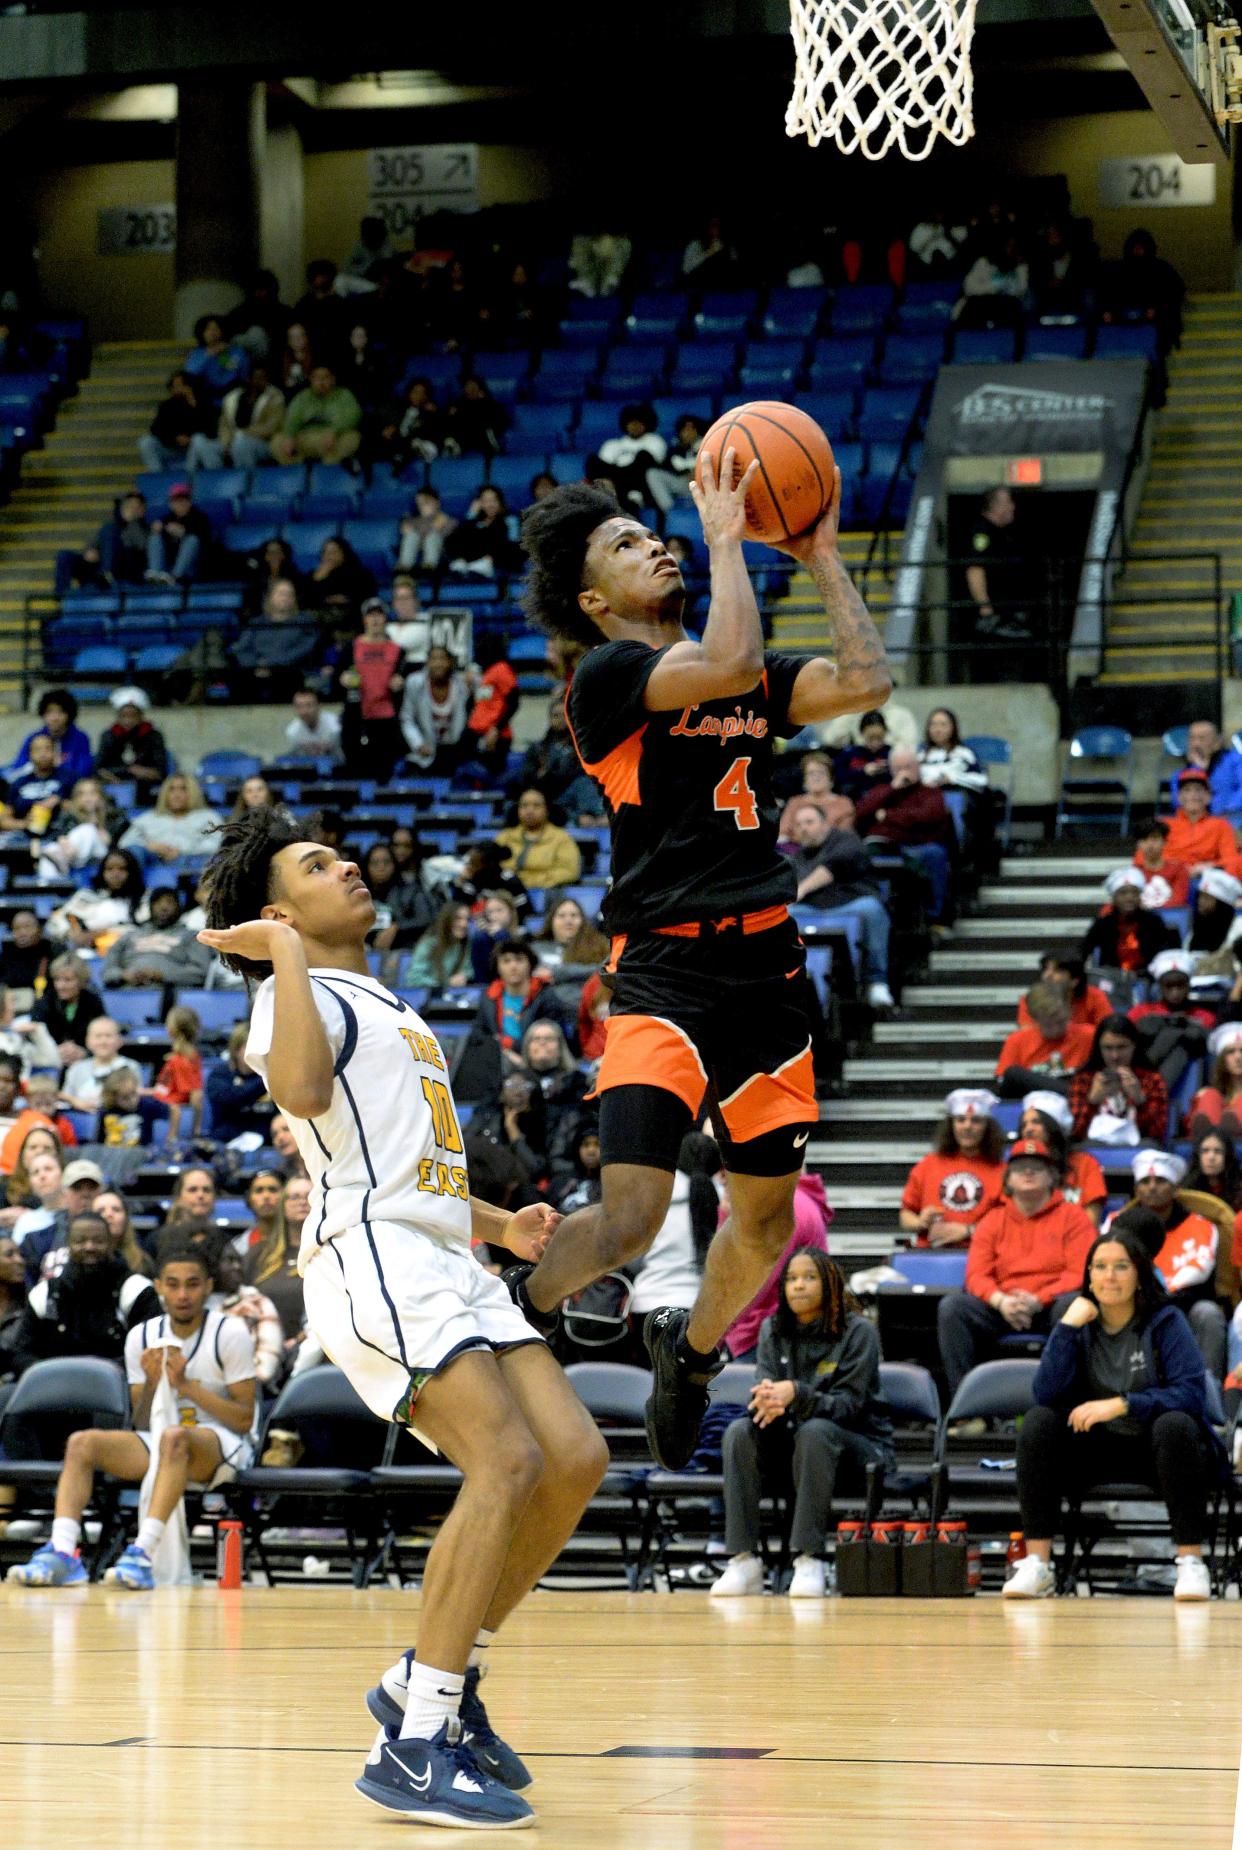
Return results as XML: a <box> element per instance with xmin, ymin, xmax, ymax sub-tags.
<box><xmin>363</xmin><ymin>840</ymin><xmax>396</xmax><ymax>898</ymax></box>
<box><xmin>520</xmin><ymin>482</ymin><xmax>623</xmax><ymax>644</ymax></box>
<box><xmin>68</xmin><ymin>1210</ymin><xmax>109</xmax><ymax>1237</ymax></box>
<box><xmin>0</xmin><ymin>1053</ymin><xmax>21</xmax><ymax>1081</ymax></box>
<box><xmin>1082</xmin><ymin>1012</ymin><xmax>1152</xmax><ymax>1073</ymax></box>
<box><xmin>859</xmin><ymin>710</ymin><xmax>887</xmax><ymax>731</ymax></box>
<box><xmin>155</xmin><ymin>1236</ymin><xmax>214</xmax><ymax>1279</ymax></box>
<box><xmin>1135</xmin><ymin>816</ymin><xmax>1168</xmax><ymax>844</ymax></box>
<box><xmin>1016</xmin><ymin>1112</ymin><xmax>1068</xmax><ymax>1182</ymax></box>
<box><xmin>94</xmin><ymin>847</ymin><xmax>147</xmax><ymax>905</ymax></box>
<box><xmin>1184</xmin><ymin>1126</ymin><xmax>1242</xmax><ymax>1206</ymax></box>
<box><xmin>619</xmin><ymin>401</ymin><xmax>657</xmax><ymax>432</ymax></box>
<box><xmin>201</xmin><ymin>807</ymin><xmax>307</xmax><ymax>980</ymax></box>
<box><xmin>933</xmin><ymin>1111</ymin><xmax>1004</xmax><ymax>1163</ymax></box>
<box><xmin>677</xmin><ymin>1131</ymin><xmax>721</xmax><ymax>1266</ymax></box>
<box><xmin>489</xmin><ymin>937</ymin><xmax>536</xmax><ymax>980</ymax></box>
<box><xmin>1082</xmin><ymin>1219</ymin><xmax>1166</xmax><ymax>1325</ymax></box>
<box><xmin>1037</xmin><ymin>949</ymin><xmax>1088</xmax><ymax>998</ymax></box>
<box><xmin>38</xmin><ymin>688</ymin><xmax>78</xmax><ymax>723</ymax></box>
<box><xmin>193</xmin><ymin>313</ymin><xmax>224</xmax><ymax>344</ymax></box>
<box><xmin>923</xmin><ymin>706</ymin><xmax>961</xmax><ymax>749</ymax></box>
<box><xmin>773</xmin><ymin>1248</ymin><xmax>856</xmax><ymax>1342</ymax></box>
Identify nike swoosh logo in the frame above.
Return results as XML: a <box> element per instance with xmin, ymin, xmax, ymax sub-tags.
<box><xmin>793</xmin><ymin>1132</ymin><xmax>809</xmax><ymax>1147</ymax></box>
<box><xmin>404</xmin><ymin>1765</ymin><xmax>433</xmax><ymax>1794</ymax></box>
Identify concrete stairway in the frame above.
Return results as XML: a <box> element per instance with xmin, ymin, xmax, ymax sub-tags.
<box><xmin>1102</xmin><ymin>293</ymin><xmax>1242</xmax><ymax>687</ymax></box>
<box><xmin>807</xmin><ymin>848</ymin><xmax>1113</xmax><ymax>1258</ymax></box>
<box><xmin>769</xmin><ymin>530</ymin><xmax>892</xmax><ymax>650</ymax></box>
<box><xmin>0</xmin><ymin>340</ymin><xmax>181</xmax><ymax>708</ymax></box>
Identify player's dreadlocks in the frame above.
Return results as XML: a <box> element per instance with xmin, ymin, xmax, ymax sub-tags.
<box><xmin>200</xmin><ymin>807</ymin><xmax>305</xmax><ymax>983</ymax></box>
<box><xmin>520</xmin><ymin>482</ymin><xmax>623</xmax><ymax>645</ymax></box>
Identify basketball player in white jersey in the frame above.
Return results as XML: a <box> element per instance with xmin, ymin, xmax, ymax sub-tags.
<box><xmin>197</xmin><ymin>809</ymin><xmax>608</xmax><ymax>1832</ymax></box>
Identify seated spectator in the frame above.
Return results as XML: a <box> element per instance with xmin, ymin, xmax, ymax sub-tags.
<box><xmin>223</xmin><ymin>268</ymin><xmax>293</xmax><ymax>364</ymax></box>
<box><xmin>96</xmin><ymin>1067</ymin><xmax>171</xmax><ymax>1148</ymax></box>
<box><xmin>39</xmin><ymin>778</ymin><xmax>115</xmax><ymax>885</ymax></box>
<box><xmin>475</xmin><ymin>938</ymin><xmax>576</xmax><ymax>1067</ymax></box>
<box><xmin>11</xmin><ymin>1146</ymin><xmax>68</xmax><ymax>1272</ymax></box>
<box><xmin>284</xmin><ymin>685</ymin><xmax>344</xmax><ymax>763</ymax></box>
<box><xmin>463</xmin><ymin>636</ymin><xmax>519</xmax><ymax>777</ymax></box>
<box><xmin>1081</xmin><ymin>868</ymin><xmax>1177</xmax><ymax>984</ymax></box>
<box><xmin>47</xmin><ymin>847</ymin><xmax>145</xmax><ymax>950</ymax></box>
<box><xmin>206</xmin><ymin>1022</ymin><xmax>275</xmax><ymax>1142</ymax></box>
<box><xmin>234</xmin><ymin>580</ymin><xmax>320</xmax><ymax>695</ymax></box>
<box><xmin>378</xmin><ymin>376</ymin><xmax>446</xmax><ymax>472</ymax></box>
<box><xmin>32</xmin><ymin>954</ymin><xmax>105</xmax><ymax>1066</ymax></box>
<box><xmin>682</xmin><ymin>213</ymin><xmax>737</xmax><ymax>285</ymax></box>
<box><xmin>1018</xmin><ymin>1091</ymin><xmax>1107</xmax><ymax>1225</ymax></box>
<box><xmin>1018</xmin><ymin>952</ymin><xmax>1112</xmax><ymax>1031</ymax></box>
<box><xmin>228</xmin><ymin>774</ymin><xmax>279</xmax><ymax>823</ymax></box>
<box><xmin>1131</xmin><ymin>816</ymin><xmax>1190</xmax><ymax>909</ymax></box>
<box><xmin>1187</xmin><ymin>868</ymin><xmax>1242</xmax><ymax>975</ymax></box>
<box><xmin>1067</xmin><ymin>1012</ymin><xmax>1169</xmax><ymax>1145</ymax></box>
<box><xmin>1179</xmin><ymin>717</ymin><xmax>1242</xmax><ymax>822</ymax></box>
<box><xmin>363</xmin><ymin>840</ymin><xmax>436</xmax><ymax>957</ymax></box>
<box><xmin>1184</xmin><ymin>1126</ymin><xmax>1242</xmax><ymax>1214</ymax></box>
<box><xmin>586</xmin><ymin>403</ymin><xmax>668</xmax><ymax>510</ymax></box>
<box><xmin>996</xmin><ymin>982</ymin><xmax>1095</xmax><ymax>1097</ymax></box>
<box><xmin>268</xmin><ymin>1114</ymin><xmax>307</xmax><ymax>1180</ymax></box>
<box><xmin>787</xmin><ymin>803</ymin><xmax>894</xmax><ymax>1009</ymax></box>
<box><xmin>396</xmin><ymin>485</ymin><xmax>459</xmax><ymax>573</ymax></box>
<box><xmin>569</xmin><ymin>228</ymin><xmax>632</xmax><ymax>298</ymax></box>
<box><xmin>94</xmin><ymin>686</ymin><xmax>169</xmax><ymax>796</ymax></box>
<box><xmin>120</xmin><ymin>771</ymin><xmax>220</xmax><ymax>865</ymax></box>
<box><xmin>531</xmin><ymin>896</ymin><xmax>609</xmax><ymax>975</ymax></box>
<box><xmin>403</xmin><ymin>901</ymin><xmax>475</xmax><ymax>989</ymax></box>
<box><xmin>8</xmin><ymin>1239</ymin><xmax>256</xmax><ymax>1591</ymax></box>
<box><xmin>451</xmin><ymin>838</ymin><xmax>530</xmax><ymax>920</ymax></box>
<box><xmin>184</xmin><ymin>313</ymin><xmax>249</xmax><ymax>405</ymax></box>
<box><xmin>92</xmin><ymin>1188</ymin><xmax>153</xmax><ymax>1278</ymax></box>
<box><xmin>520</xmin><ymin>1018</ymin><xmax>589</xmax><ymax>1164</ymax></box>
<box><xmin>244</xmin><ymin>536</ymin><xmax>306</xmax><ymax>615</ymax></box>
<box><xmin>153</xmin><ymin>1005</ymin><xmax>203</xmax><ymax>1134</ymax></box>
<box><xmin>444</xmin><ymin>374</ymin><xmax>508</xmax><ymax>458</ymax></box>
<box><xmin>306</xmin><ymin>535</ymin><xmax>376</xmax><ymax>616</ymax></box>
<box><xmin>277</xmin><ymin>319</ymin><xmax>315</xmax><ymax>396</ymax></box>
<box><xmin>468</xmin><ymin>1069</ymin><xmax>550</xmax><ymax>1197</ymax></box>
<box><xmin>778</xmin><ymin>752</ymin><xmax>856</xmax><ymax>840</ymax></box>
<box><xmin>646</xmin><ymin>413</ymin><xmax>705</xmax><ymax>514</ymax></box>
<box><xmin>385</xmin><ymin>578</ymin><xmax>431</xmax><ymax>665</ymax></box>
<box><xmin>443</xmin><ymin>487</ymin><xmax>522</xmax><ymax>580</ymax></box>
<box><xmin>0</xmin><ymin>987</ymin><xmax>59</xmax><ymax>1077</ymax></box>
<box><xmin>0</xmin><ymin>732</ymin><xmax>72</xmax><ymax>835</ymax></box>
<box><xmin>900</xmin><ymin>1087</ymin><xmax>1006</xmax><ymax>1248</ymax></box>
<box><xmin>512</xmin><ymin>694</ymin><xmax>587</xmax><ymax>808</ymax></box>
<box><xmin>294</xmin><ymin>258</ymin><xmax>350</xmax><ymax>357</ymax></box>
<box><xmin>0</xmin><ymin>1230</ymin><xmax>27</xmax><ymax>1360</ymax></box>
<box><xmin>494</xmin><ymin>789</ymin><xmax>582</xmax><ymax>893</ymax></box>
<box><xmin>15</xmin><ymin>689</ymin><xmax>93</xmax><ymax>788</ymax></box>
<box><xmin>235</xmin><ymin>1168</ymin><xmax>285</xmax><ymax>1265</ymax></box>
<box><xmin>722</xmin><ymin>1166</ymin><xmax>832</xmax><ymax>1362</ymax></box>
<box><xmin>1188</xmin><ymin>1022</ymin><xmax>1242</xmax><ymax>1140</ymax></box>
<box><xmin>79</xmin><ymin>491</ymin><xmax>150</xmax><ymax>589</ymax></box>
<box><xmin>1002</xmin><ymin>1220</ymin><xmax>1218</xmax><ymax>1603</ymax></box>
<box><xmin>1164</xmin><ymin>770</ymin><xmax>1239</xmax><ymax>877</ymax></box>
<box><xmin>1098</xmin><ymin>227</ymin><xmax>1184</xmax><ymax>352</ymax></box>
<box><xmin>550</xmin><ymin>1118</ymin><xmax>603</xmax><ymax>1214</ymax></box>
<box><xmin>956</xmin><ymin>234</ymin><xmax>1029</xmax><ymax>330</ymax></box>
<box><xmin>936</xmin><ymin>1138</ymin><xmax>1097</xmax><ymax>1393</ymax></box>
<box><xmin>209</xmin><ymin>1240</ymin><xmax>284</xmax><ymax>1386</ymax></box>
<box><xmin>470</xmin><ymin>892</ymin><xmax>525</xmax><ymax>981</ymax></box>
<box><xmin>187</xmin><ymin>363</ymin><xmax>285</xmax><ymax>471</ymax></box>
<box><xmin>1028</xmin><ymin>217</ymin><xmax>1093</xmax><ymax>321</ymax></box>
<box><xmin>1128</xmin><ymin>949</ymin><xmax>1213</xmax><ymax>1091</ymax></box>
<box><xmin>835</xmin><ymin>714</ymin><xmax>892</xmax><ymax>803</ymax></box>
<box><xmin>0</xmin><ymin>910</ymin><xmax>53</xmax><ymax>1003</ymax></box>
<box><xmin>908</xmin><ymin>203</ymin><xmax>967</xmax><ymax>272</ymax></box>
<box><xmin>163</xmin><ymin>1165</ymin><xmax>217</xmax><ymax>1234</ymax></box>
<box><xmin>270</xmin><ymin>363</ymin><xmax>361</xmax><ymax>465</ymax></box>
<box><xmin>340</xmin><ymin>322</ymin><xmax>390</xmax><ymax>417</ymax></box>
<box><xmin>62</xmin><ymin>1017</ymin><xmax>142</xmax><ymax>1112</ymax></box>
<box><xmin>855</xmin><ymin>745</ymin><xmax>954</xmax><ymax>923</ymax></box>
<box><xmin>101</xmin><ymin>888</ymin><xmax>212</xmax><ymax>990</ymax></box>
<box><xmin>139</xmin><ymin>370</ymin><xmax>210</xmax><ymax>473</ymax></box>
<box><xmin>713</xmin><ymin>1251</ymin><xmax>893</xmax><ymax>1601</ymax></box>
<box><xmin>399</xmin><ymin>643</ymin><xmax>471</xmax><ymax>773</ymax></box>
<box><xmin>0</xmin><ymin>1055</ymin><xmax>24</xmax><ymax>1144</ymax></box>
<box><xmin>917</xmin><ymin>706</ymin><xmax>988</xmax><ymax>793</ymax></box>
<box><xmin>146</xmin><ymin>481</ymin><xmax>214</xmax><ymax>586</ymax></box>
<box><xmin>5</xmin><ymin>1209</ymin><xmax>158</xmax><ymax>1377</ymax></box>
<box><xmin>1119</xmin><ymin>1152</ymin><xmax>1227</xmax><ymax>1377</ymax></box>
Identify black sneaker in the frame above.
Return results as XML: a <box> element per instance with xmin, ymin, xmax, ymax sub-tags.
<box><xmin>500</xmin><ymin>1263</ymin><xmax>561</xmax><ymax>1338</ymax></box>
<box><xmin>643</xmin><ymin>1306</ymin><xmax>723</xmax><ymax>1470</ymax></box>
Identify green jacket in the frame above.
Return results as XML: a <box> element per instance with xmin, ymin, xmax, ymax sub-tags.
<box><xmin>285</xmin><ymin>385</ymin><xmax>362</xmax><ymax>437</ymax></box>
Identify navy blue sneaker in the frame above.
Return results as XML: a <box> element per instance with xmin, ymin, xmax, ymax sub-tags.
<box><xmin>355</xmin><ymin>1720</ymin><xmax>534</xmax><ymax>1829</ymax></box>
<box><xmin>365</xmin><ymin>1656</ymin><xmax>531</xmax><ymax>1792</ymax></box>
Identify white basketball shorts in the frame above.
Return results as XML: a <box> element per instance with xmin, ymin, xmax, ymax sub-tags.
<box><xmin>302</xmin><ymin>1220</ymin><xmax>544</xmax><ymax>1426</ymax></box>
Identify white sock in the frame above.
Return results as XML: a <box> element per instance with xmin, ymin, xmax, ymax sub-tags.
<box><xmin>381</xmin><ymin>1648</ymin><xmax>415</xmax><ymax>1704</ymax></box>
<box><xmin>399</xmin><ymin>1661</ymin><xmax>464</xmax><ymax>1742</ymax></box>
<box><xmin>467</xmin><ymin>1627</ymin><xmax>494</xmax><ymax>1674</ymax></box>
<box><xmin>51</xmin><ymin>1517</ymin><xmax>81</xmax><ymax>1557</ymax></box>
<box><xmin>136</xmin><ymin>1518</ymin><xmax>165</xmax><ymax>1558</ymax></box>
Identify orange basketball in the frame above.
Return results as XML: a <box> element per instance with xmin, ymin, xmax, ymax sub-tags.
<box><xmin>696</xmin><ymin>400</ymin><xmax>836</xmax><ymax>545</ymax></box>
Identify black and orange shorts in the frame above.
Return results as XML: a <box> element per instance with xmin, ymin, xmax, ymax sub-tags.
<box><xmin>593</xmin><ymin>906</ymin><xmax>819</xmax><ymax>1177</ymax></box>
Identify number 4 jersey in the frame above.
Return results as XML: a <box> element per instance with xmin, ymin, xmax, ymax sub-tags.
<box><xmin>244</xmin><ymin>970</ymin><xmax>471</xmax><ymax>1270</ymax></box>
<box><xmin>566</xmin><ymin>640</ymin><xmax>808</xmax><ymax>933</ymax></box>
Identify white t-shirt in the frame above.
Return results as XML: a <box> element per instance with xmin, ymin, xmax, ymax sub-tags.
<box><xmin>245</xmin><ymin>969</ymin><xmax>472</xmax><ymax>1269</ymax></box>
<box><xmin>284</xmin><ymin>709</ymin><xmax>343</xmax><ymax>759</ymax></box>
<box><xmin>630</xmin><ymin>1171</ymin><xmax>712</xmax><ymax>1314</ymax></box>
<box><xmin>62</xmin><ymin>1052</ymin><xmax>142</xmax><ymax>1107</ymax></box>
<box><xmin>124</xmin><ymin>1307</ymin><xmax>256</xmax><ymax>1437</ymax></box>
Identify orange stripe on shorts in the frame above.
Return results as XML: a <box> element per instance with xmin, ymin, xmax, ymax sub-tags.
<box><xmin>715</xmin><ymin>1043</ymin><xmax>816</xmax><ymax>1144</ymax></box>
<box><xmin>591</xmin><ymin>1013</ymin><xmax>708</xmax><ymax>1114</ymax></box>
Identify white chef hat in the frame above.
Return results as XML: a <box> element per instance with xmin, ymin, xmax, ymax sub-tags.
<box><xmin>1148</xmin><ymin>949</ymin><xmax>1194</xmax><ymax>981</ymax></box>
<box><xmin>943</xmin><ymin>1087</ymin><xmax>999</xmax><ymax>1119</ymax></box>
<box><xmin>1021</xmin><ymin>1090</ymin><xmax>1073</xmax><ymax>1137</ymax></box>
<box><xmin>1208</xmin><ymin>1023</ymin><xmax>1242</xmax><ymax>1058</ymax></box>
<box><xmin>1104</xmin><ymin>867</ymin><xmax>1144</xmax><ymax>898</ymax></box>
<box><xmin>109</xmin><ymin>685</ymin><xmax>150</xmax><ymax>713</ymax></box>
<box><xmin>1131</xmin><ymin>1148</ymin><xmax>1187</xmax><ymax>1186</ymax></box>
<box><xmin>1199</xmin><ymin>868</ymin><xmax>1242</xmax><ymax>906</ymax></box>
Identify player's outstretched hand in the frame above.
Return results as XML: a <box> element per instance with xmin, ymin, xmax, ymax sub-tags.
<box><xmin>768</xmin><ymin>465</ymin><xmax>843</xmax><ymax>564</ymax></box>
<box><xmin>689</xmin><ymin>445</ymin><xmax>761</xmax><ymax>549</ymax></box>
<box><xmin>197</xmin><ymin>919</ymin><xmax>299</xmax><ymax>962</ymax></box>
<box><xmin>502</xmin><ymin>1202</ymin><xmax>560</xmax><ymax>1262</ymax></box>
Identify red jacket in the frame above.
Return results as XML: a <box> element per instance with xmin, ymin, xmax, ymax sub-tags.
<box><xmin>966</xmin><ymin>1193</ymin><xmax>1097</xmax><ymax>1305</ymax></box>
<box><xmin>855</xmin><ymin>779</ymin><xmax>953</xmax><ymax>850</ymax></box>
<box><xmin>468</xmin><ymin>662</ymin><xmax>518</xmax><ymax>742</ymax></box>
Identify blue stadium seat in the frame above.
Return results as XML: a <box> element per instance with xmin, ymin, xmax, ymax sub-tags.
<box><xmin>858</xmin><ymin>385</ymin><xmax>923</xmax><ymax>441</ymax></box>
<box><xmin>829</xmin><ymin>284</ymin><xmax>895</xmax><ymax>333</ymax></box>
<box><xmin>358</xmin><ymin>485</ymin><xmax>414</xmax><ymax>521</ymax></box>
<box><xmin>192</xmin><ymin>468</ymin><xmax>249</xmax><ymax>512</ymax></box>
<box><xmin>879</xmin><ymin>333</ymin><xmax>946</xmax><ymax>383</ymax></box>
<box><xmin>251</xmin><ymin>463</ymin><xmax>306</xmax><ymax>499</ymax></box>
<box><xmin>341</xmin><ymin>519</ymin><xmax>398</xmax><ymax>575</ymax></box>
<box><xmin>598</xmin><ymin>346</ymin><xmax>668</xmax><ymax>396</ymax></box>
<box><xmin>738</xmin><ymin>339</ymin><xmax>805</xmax><ymax>392</ymax></box>
<box><xmin>800</xmin><ymin>389</ymin><xmax>861</xmax><ymax>439</ymax></box>
<box><xmin>223</xmin><ymin>520</ymin><xmax>282</xmax><ymax>555</ymax></box>
<box><xmin>426</xmin><ymin>457</ymin><xmax>488</xmax><ymax>505</ymax></box>
<box><xmin>61</xmin><ymin>591</ymin><xmax>121</xmax><ymax>616</ymax></box>
<box><xmin>432</xmin><ymin>581</ymin><xmax>502</xmax><ymax>604</ymax></box>
<box><xmin>833</xmin><ymin>438</ymin><xmax>866</xmax><ymax>482</ymax></box>
<box><xmin>199</xmin><ymin>750</ymin><xmax>262</xmax><ymax>780</ymax></box>
<box><xmin>693</xmin><ymin>291</ymin><xmax>758</xmax><ymax>338</ymax></box>
<box><xmin>624</xmin><ymin>293</ymin><xmax>688</xmax><ymax>341</ymax></box>
<box><xmin>1094</xmin><ymin>323</ymin><xmax>1161</xmax><ymax>362</ymax></box>
<box><xmin>398</xmin><ymin>355</ymin><xmax>461</xmax><ymax>396</ymax></box>
<box><xmin>132</xmin><ymin>644</ymin><xmax>185</xmax><ymax>675</ymax></box>
<box><xmin>116</xmin><ymin>612</ymin><xmax>174</xmax><ymax>645</ymax></box>
<box><xmin>576</xmin><ymin>400</ymin><xmax>630</xmax><ymax>449</ymax></box>
<box><xmin>509</xmin><ymin>403</ymin><xmax>574</xmax><ymax>451</ymax></box>
<box><xmin>952</xmin><ymin>327</ymin><xmax>1018</xmax><ymax>365</ymax></box>
<box><xmin>471</xmin><ymin>350</ymin><xmax>533</xmax><ymax>393</ymax></box>
<box><xmin>530</xmin><ymin>348</ymin><xmax>601</xmax><ymax>402</ymax></box>
<box><xmin>668</xmin><ymin>342</ymin><xmax>737</xmax><ymax>394</ymax></box>
<box><xmin>545</xmin><ymin>455</ymin><xmax>586</xmax><ymax>485</ymax></box>
<box><xmin>806</xmin><ymin>335</ymin><xmax>877</xmax><ymax>386</ymax></box>
<box><xmin>892</xmin><ymin>280</ymin><xmax>960</xmax><ymax>331</ymax></box>
<box><xmin>1023</xmin><ymin>323</ymin><xmax>1090</xmax><ymax>361</ymax></box>
<box><xmin>136</xmin><ymin>471</ymin><xmax>182</xmax><ymax>505</ymax></box>
<box><xmin>71</xmin><ymin>645</ymin><xmax>126</xmax><ymax>676</ymax></box>
<box><xmin>284</xmin><ymin>520</ymin><xmax>341</xmax><ymax>572</ymax></box>
<box><xmin>559</xmin><ymin>300</ymin><xmax>622</xmax><ymax>346</ymax></box>
<box><xmin>760</xmin><ymin>288</ymin><xmax>827</xmax><ymax>340</ymax></box>
<box><xmin>652</xmin><ymin>395</ymin><xmax>716</xmax><ymax>431</ymax></box>
<box><xmin>489</xmin><ymin>455</ymin><xmax>545</xmax><ymax>502</ymax></box>
<box><xmin>122</xmin><ymin>590</ymin><xmax>182</xmax><ymax>613</ymax></box>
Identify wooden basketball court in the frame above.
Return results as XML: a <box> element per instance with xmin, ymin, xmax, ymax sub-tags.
<box><xmin>4</xmin><ymin>1586</ymin><xmax>1238</xmax><ymax>1846</ymax></box>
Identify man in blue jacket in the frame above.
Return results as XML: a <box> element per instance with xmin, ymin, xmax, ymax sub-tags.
<box><xmin>1180</xmin><ymin>718</ymin><xmax>1242</xmax><ymax>822</ymax></box>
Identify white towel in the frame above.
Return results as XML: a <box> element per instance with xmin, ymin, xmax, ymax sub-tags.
<box><xmin>137</xmin><ymin>1347</ymin><xmax>193</xmax><ymax>1587</ymax></box>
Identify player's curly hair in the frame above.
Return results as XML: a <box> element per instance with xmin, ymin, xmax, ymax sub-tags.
<box><xmin>520</xmin><ymin>482</ymin><xmax>623</xmax><ymax>645</ymax></box>
<box><xmin>201</xmin><ymin>807</ymin><xmax>306</xmax><ymax>984</ymax></box>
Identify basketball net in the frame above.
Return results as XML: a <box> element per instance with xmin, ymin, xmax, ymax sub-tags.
<box><xmin>786</xmin><ymin>0</ymin><xmax>978</xmax><ymax>160</ymax></box>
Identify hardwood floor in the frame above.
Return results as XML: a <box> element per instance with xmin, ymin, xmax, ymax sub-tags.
<box><xmin>2</xmin><ymin>1587</ymin><xmax>1238</xmax><ymax>1847</ymax></box>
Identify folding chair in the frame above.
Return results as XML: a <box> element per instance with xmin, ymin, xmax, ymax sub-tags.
<box><xmin>1055</xmin><ymin>726</ymin><xmax>1134</xmax><ymax>838</ymax></box>
<box><xmin>0</xmin><ymin>1356</ymin><xmax>131</xmax><ymax>1575</ymax></box>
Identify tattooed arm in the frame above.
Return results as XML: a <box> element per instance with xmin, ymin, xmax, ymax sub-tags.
<box><xmin>770</xmin><ymin>465</ymin><xmax>892</xmax><ymax>725</ymax></box>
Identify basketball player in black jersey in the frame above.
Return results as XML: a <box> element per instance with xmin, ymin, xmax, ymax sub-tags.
<box><xmin>512</xmin><ymin>449</ymin><xmax>891</xmax><ymax>1467</ymax></box>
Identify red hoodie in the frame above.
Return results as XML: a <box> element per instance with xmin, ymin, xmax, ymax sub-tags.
<box><xmin>966</xmin><ymin>1192</ymin><xmax>1097</xmax><ymax>1306</ymax></box>
<box><xmin>723</xmin><ymin>1172</ymin><xmax>833</xmax><ymax>1357</ymax></box>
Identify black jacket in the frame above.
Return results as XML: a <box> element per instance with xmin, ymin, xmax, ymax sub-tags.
<box><xmin>754</xmin><ymin>1312</ymin><xmax>894</xmax><ymax>1446</ymax></box>
<box><xmin>1081</xmin><ymin>909</ymin><xmax>1176</xmax><ymax>973</ymax></box>
<box><xmin>791</xmin><ymin>827</ymin><xmax>879</xmax><ymax>907</ymax></box>
<box><xmin>8</xmin><ymin>1256</ymin><xmax>159</xmax><ymax>1375</ymax></box>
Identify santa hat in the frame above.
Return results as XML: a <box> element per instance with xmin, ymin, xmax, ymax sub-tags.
<box><xmin>1199</xmin><ymin>868</ymin><xmax>1242</xmax><ymax>906</ymax></box>
<box><xmin>1131</xmin><ymin>1148</ymin><xmax>1187</xmax><ymax>1186</ymax></box>
<box><xmin>1208</xmin><ymin>1023</ymin><xmax>1242</xmax><ymax>1058</ymax></box>
<box><xmin>1104</xmin><ymin>867</ymin><xmax>1144</xmax><ymax>898</ymax></box>
<box><xmin>1021</xmin><ymin>1090</ymin><xmax>1073</xmax><ymax>1137</ymax></box>
<box><xmin>1148</xmin><ymin>949</ymin><xmax>1194</xmax><ymax>981</ymax></box>
<box><xmin>943</xmin><ymin>1087</ymin><xmax>999</xmax><ymax>1119</ymax></box>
